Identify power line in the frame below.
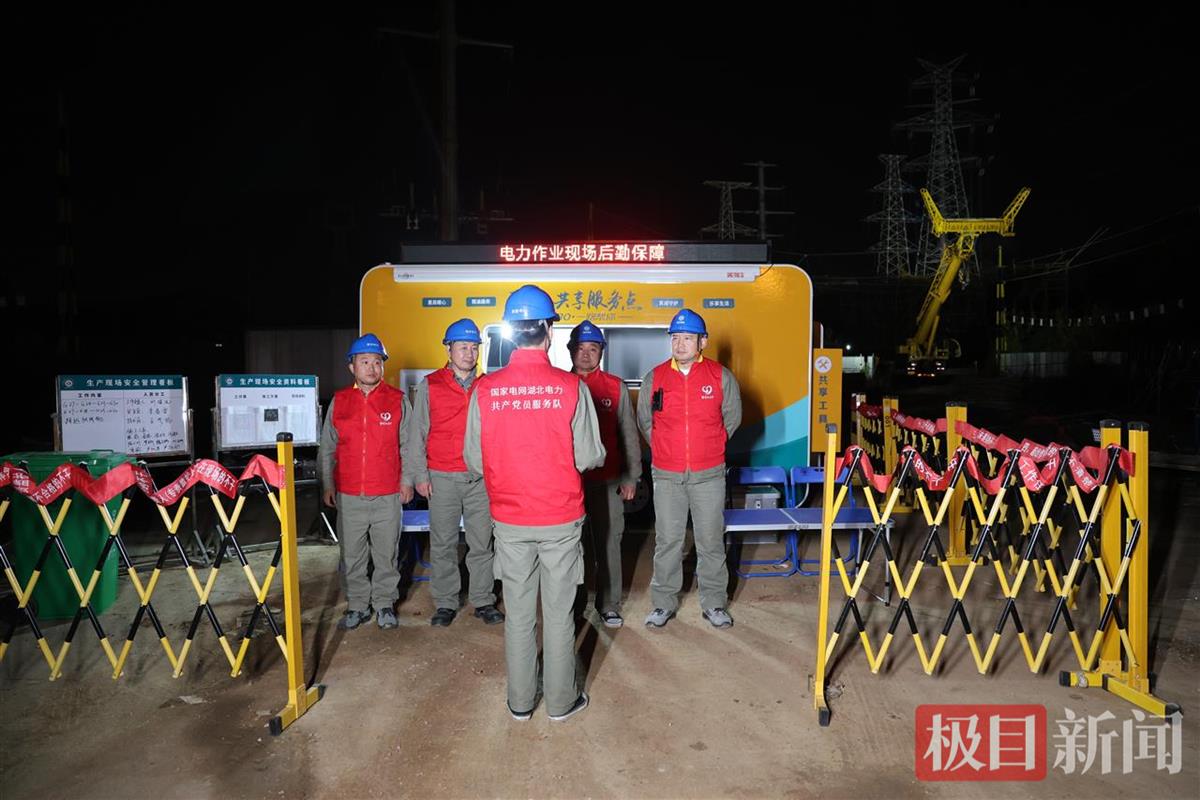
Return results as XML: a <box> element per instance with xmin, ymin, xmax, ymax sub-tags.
<box><xmin>1005</xmin><ymin>235</ymin><xmax>1182</xmax><ymax>282</ymax></box>
<box><xmin>1013</xmin><ymin>205</ymin><xmax>1194</xmax><ymax>268</ymax></box>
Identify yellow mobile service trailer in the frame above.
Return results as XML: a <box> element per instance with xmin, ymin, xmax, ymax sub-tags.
<box><xmin>360</xmin><ymin>242</ymin><xmax>813</xmax><ymax>468</ymax></box>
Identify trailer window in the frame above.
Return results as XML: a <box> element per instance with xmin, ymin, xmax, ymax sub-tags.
<box><xmin>604</xmin><ymin>327</ymin><xmax>669</xmax><ymax>385</ymax></box>
<box><xmin>482</xmin><ymin>324</ymin><xmax>668</xmax><ymax>385</ymax></box>
<box><xmin>482</xmin><ymin>324</ymin><xmax>575</xmax><ymax>372</ymax></box>
<box><xmin>483</xmin><ymin>327</ymin><xmax>518</xmax><ymax>372</ymax></box>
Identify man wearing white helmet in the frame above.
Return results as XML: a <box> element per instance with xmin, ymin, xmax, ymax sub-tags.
<box><xmin>638</xmin><ymin>309</ymin><xmax>742</xmax><ymax>629</ymax></box>
<box><xmin>319</xmin><ymin>333</ymin><xmax>414</xmax><ymax>631</ymax></box>
<box><xmin>463</xmin><ymin>285</ymin><xmax>606</xmax><ymax>722</ymax></box>
<box><xmin>407</xmin><ymin>318</ymin><xmax>504</xmax><ymax>628</ymax></box>
<box><xmin>568</xmin><ymin>319</ymin><xmax>642</xmax><ymax>628</ymax></box>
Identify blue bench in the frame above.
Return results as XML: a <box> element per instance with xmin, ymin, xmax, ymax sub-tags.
<box><xmin>726</xmin><ymin>467</ymin><xmax>794</xmax><ymax>578</ymax></box>
<box><xmin>400</xmin><ymin>510</ymin><xmax>434</xmax><ymax>582</ymax></box>
<box><xmin>401</xmin><ymin>495</ymin><xmax>893</xmax><ymax>597</ymax></box>
<box><xmin>722</xmin><ymin>506</ymin><xmax>893</xmax><ymax>601</ymax></box>
<box><xmin>791</xmin><ymin>466</ymin><xmax>858</xmax><ymax>578</ymax></box>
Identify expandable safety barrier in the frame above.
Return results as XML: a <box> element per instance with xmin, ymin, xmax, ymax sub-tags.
<box><xmin>851</xmin><ymin>393</ymin><xmax>885</xmax><ymax>464</ymax></box>
<box><xmin>0</xmin><ymin>434</ymin><xmax>322</xmax><ymax>735</ymax></box>
<box><xmin>815</xmin><ymin>415</ymin><xmax>1176</xmax><ymax>727</ymax></box>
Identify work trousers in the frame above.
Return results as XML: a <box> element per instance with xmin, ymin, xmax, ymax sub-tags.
<box><xmin>337</xmin><ymin>493</ymin><xmax>403</xmax><ymax>613</ymax></box>
<box><xmin>649</xmin><ymin>471</ymin><xmax>728</xmax><ymax>613</ymax></box>
<box><xmin>428</xmin><ymin>471</ymin><xmax>496</xmax><ymax>610</ymax></box>
<box><xmin>493</xmin><ymin>516</ymin><xmax>585</xmax><ymax>716</ymax></box>
<box><xmin>581</xmin><ymin>480</ymin><xmax>625</xmax><ymax>613</ymax></box>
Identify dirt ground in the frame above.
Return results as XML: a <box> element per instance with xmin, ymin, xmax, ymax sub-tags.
<box><xmin>2</xmin><ymin>469</ymin><xmax>1198</xmax><ymax>799</ymax></box>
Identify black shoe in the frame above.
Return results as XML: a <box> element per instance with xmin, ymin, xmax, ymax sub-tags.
<box><xmin>600</xmin><ymin>610</ymin><xmax>624</xmax><ymax>628</ymax></box>
<box><xmin>508</xmin><ymin>702</ymin><xmax>534</xmax><ymax>721</ymax></box>
<box><xmin>430</xmin><ymin>607</ymin><xmax>457</xmax><ymax>627</ymax></box>
<box><xmin>473</xmin><ymin>605</ymin><xmax>505</xmax><ymax>625</ymax></box>
<box><xmin>548</xmin><ymin>692</ymin><xmax>589</xmax><ymax>722</ymax></box>
<box><xmin>338</xmin><ymin>606</ymin><xmax>374</xmax><ymax>631</ymax></box>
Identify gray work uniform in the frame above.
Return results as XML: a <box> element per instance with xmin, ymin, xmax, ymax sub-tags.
<box><xmin>581</xmin><ymin>379</ymin><xmax>642</xmax><ymax>614</ymax></box>
<box><xmin>318</xmin><ymin>390</ymin><xmax>414</xmax><ymax>614</ymax></box>
<box><xmin>637</xmin><ymin>360</ymin><xmax>742</xmax><ymax>613</ymax></box>
<box><xmin>408</xmin><ymin>370</ymin><xmax>496</xmax><ymax>611</ymax></box>
<box><xmin>464</xmin><ymin>369</ymin><xmax>605</xmax><ymax>717</ymax></box>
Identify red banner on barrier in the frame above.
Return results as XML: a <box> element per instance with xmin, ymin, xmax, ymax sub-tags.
<box><xmin>1077</xmin><ymin>444</ymin><xmax>1134</xmax><ymax>476</ymax></box>
<box><xmin>891</xmin><ymin>411</ymin><xmax>945</xmax><ymax>436</ymax></box>
<box><xmin>837</xmin><ymin>447</ymin><xmax>895</xmax><ymax>493</ymax></box>
<box><xmin>856</xmin><ymin>404</ymin><xmax>883</xmax><ymax>420</ymax></box>
<box><xmin>899</xmin><ymin>445</ymin><xmax>1108</xmax><ymax>496</ymax></box>
<box><xmin>848</xmin><ymin>409</ymin><xmax>1134</xmax><ymax>491</ymax></box>
<box><xmin>811</xmin><ymin>438</ymin><xmax>1122</xmax><ymax>502</ymax></box>
<box><xmin>954</xmin><ymin>421</ymin><xmax>1021</xmax><ymax>455</ymax></box>
<box><xmin>953</xmin><ymin>420</ymin><xmax>1134</xmax><ymax>482</ymax></box>
<box><xmin>0</xmin><ymin>455</ymin><xmax>285</xmax><ymax>508</ymax></box>
<box><xmin>907</xmin><ymin>448</ymin><xmax>951</xmax><ymax>491</ymax></box>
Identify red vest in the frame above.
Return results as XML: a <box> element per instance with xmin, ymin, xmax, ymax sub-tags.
<box><xmin>578</xmin><ymin>369</ymin><xmax>622</xmax><ymax>483</ymax></box>
<box><xmin>477</xmin><ymin>349</ymin><xmax>583</xmax><ymax>526</ymax></box>
<box><xmin>649</xmin><ymin>357</ymin><xmax>727</xmax><ymax>473</ymax></box>
<box><xmin>425</xmin><ymin>367</ymin><xmax>474</xmax><ymax>473</ymax></box>
<box><xmin>332</xmin><ymin>382</ymin><xmax>405</xmax><ymax>496</ymax></box>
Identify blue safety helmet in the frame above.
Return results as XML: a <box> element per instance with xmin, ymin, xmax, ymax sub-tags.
<box><xmin>569</xmin><ymin>320</ymin><xmax>606</xmax><ymax>348</ymax></box>
<box><xmin>503</xmin><ymin>284</ymin><xmax>560</xmax><ymax>322</ymax></box>
<box><xmin>442</xmin><ymin>318</ymin><xmax>482</xmax><ymax>345</ymax></box>
<box><xmin>667</xmin><ymin>308</ymin><xmax>707</xmax><ymax>336</ymax></box>
<box><xmin>347</xmin><ymin>332</ymin><xmax>389</xmax><ymax>362</ymax></box>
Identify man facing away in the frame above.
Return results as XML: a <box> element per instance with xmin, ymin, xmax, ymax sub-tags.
<box><xmin>463</xmin><ymin>285</ymin><xmax>605</xmax><ymax>721</ymax></box>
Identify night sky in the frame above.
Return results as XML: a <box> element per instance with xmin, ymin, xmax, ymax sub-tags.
<box><xmin>6</xmin><ymin>6</ymin><xmax>1193</xmax><ymax>453</ymax></box>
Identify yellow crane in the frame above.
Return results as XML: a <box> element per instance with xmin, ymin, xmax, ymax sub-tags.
<box><xmin>901</xmin><ymin>186</ymin><xmax>1031</xmax><ymax>376</ymax></box>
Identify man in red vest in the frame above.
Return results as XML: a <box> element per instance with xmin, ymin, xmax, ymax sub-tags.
<box><xmin>637</xmin><ymin>309</ymin><xmax>742</xmax><ymax>629</ymax></box>
<box><xmin>568</xmin><ymin>320</ymin><xmax>642</xmax><ymax>628</ymax></box>
<box><xmin>464</xmin><ymin>285</ymin><xmax>605</xmax><ymax>722</ymax></box>
<box><xmin>408</xmin><ymin>318</ymin><xmax>504</xmax><ymax>627</ymax></box>
<box><xmin>319</xmin><ymin>333</ymin><xmax>414</xmax><ymax>631</ymax></box>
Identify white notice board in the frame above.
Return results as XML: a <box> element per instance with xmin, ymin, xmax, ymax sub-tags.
<box><xmin>216</xmin><ymin>374</ymin><xmax>319</xmax><ymax>450</ymax></box>
<box><xmin>56</xmin><ymin>375</ymin><xmax>191</xmax><ymax>457</ymax></box>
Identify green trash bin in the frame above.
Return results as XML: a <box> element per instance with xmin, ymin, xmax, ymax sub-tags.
<box><xmin>5</xmin><ymin>450</ymin><xmax>131</xmax><ymax>620</ymax></box>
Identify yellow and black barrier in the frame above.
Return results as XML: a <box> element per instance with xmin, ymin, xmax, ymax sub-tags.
<box><xmin>852</xmin><ymin>395</ymin><xmax>885</xmax><ymax>464</ymax></box>
<box><xmin>0</xmin><ymin>433</ymin><xmax>322</xmax><ymax>735</ymax></box>
<box><xmin>812</xmin><ymin>420</ymin><xmax>1177</xmax><ymax>726</ymax></box>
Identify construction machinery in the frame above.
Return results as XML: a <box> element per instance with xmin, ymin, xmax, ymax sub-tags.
<box><xmin>901</xmin><ymin>187</ymin><xmax>1031</xmax><ymax>376</ymax></box>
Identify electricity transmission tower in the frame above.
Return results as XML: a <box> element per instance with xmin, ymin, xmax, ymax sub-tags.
<box><xmin>896</xmin><ymin>56</ymin><xmax>986</xmax><ymax>280</ymax></box>
<box><xmin>868</xmin><ymin>154</ymin><xmax>919</xmax><ymax>278</ymax></box>
<box><xmin>701</xmin><ymin>181</ymin><xmax>754</xmax><ymax>240</ymax></box>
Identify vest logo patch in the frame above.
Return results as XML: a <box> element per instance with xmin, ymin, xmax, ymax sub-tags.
<box><xmin>379</xmin><ymin>411</ymin><xmax>393</xmax><ymax>423</ymax></box>
<box><xmin>701</xmin><ymin>384</ymin><xmax>714</xmax><ymax>398</ymax></box>
<box><xmin>600</xmin><ymin>397</ymin><xmax>613</xmax><ymax>408</ymax></box>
